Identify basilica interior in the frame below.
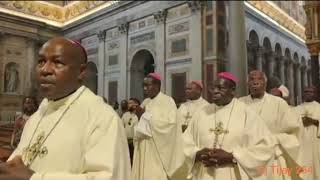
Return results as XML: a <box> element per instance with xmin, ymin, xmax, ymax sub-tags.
<box><xmin>0</xmin><ymin>1</ymin><xmax>319</xmax><ymax>159</ymax></box>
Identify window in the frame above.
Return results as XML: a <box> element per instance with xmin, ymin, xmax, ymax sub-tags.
<box><xmin>171</xmin><ymin>72</ymin><xmax>186</xmax><ymax>106</ymax></box>
<box><xmin>108</xmin><ymin>81</ymin><xmax>118</xmax><ymax>104</ymax></box>
<box><xmin>108</xmin><ymin>55</ymin><xmax>118</xmax><ymax>65</ymax></box>
<box><xmin>206</xmin><ymin>15</ymin><xmax>213</xmax><ymax>25</ymax></box>
<box><xmin>206</xmin><ymin>29</ymin><xmax>213</xmax><ymax>56</ymax></box>
<box><xmin>206</xmin><ymin>1</ymin><xmax>213</xmax><ymax>11</ymax></box>
<box><xmin>172</xmin><ymin>39</ymin><xmax>187</xmax><ymax>54</ymax></box>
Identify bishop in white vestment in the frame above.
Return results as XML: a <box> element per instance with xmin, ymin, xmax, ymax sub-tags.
<box><xmin>178</xmin><ymin>80</ymin><xmax>209</xmax><ymax>132</ymax></box>
<box><xmin>3</xmin><ymin>37</ymin><xmax>131</xmax><ymax>180</ymax></box>
<box><xmin>10</xmin><ymin>86</ymin><xmax>131</xmax><ymax>180</ymax></box>
<box><xmin>183</xmin><ymin>72</ymin><xmax>275</xmax><ymax>180</ymax></box>
<box><xmin>239</xmin><ymin>70</ymin><xmax>301</xmax><ymax>180</ymax></box>
<box><xmin>294</xmin><ymin>86</ymin><xmax>320</xmax><ymax>180</ymax></box>
<box><xmin>131</xmin><ymin>73</ymin><xmax>184</xmax><ymax>180</ymax></box>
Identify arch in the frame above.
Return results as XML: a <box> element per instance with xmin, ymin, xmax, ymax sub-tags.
<box><xmin>4</xmin><ymin>62</ymin><xmax>19</xmax><ymax>93</ymax></box>
<box><xmin>262</xmin><ymin>37</ymin><xmax>272</xmax><ymax>50</ymax></box>
<box><xmin>274</xmin><ymin>43</ymin><xmax>283</xmax><ymax>80</ymax></box>
<box><xmin>83</xmin><ymin>61</ymin><xmax>98</xmax><ymax>94</ymax></box>
<box><xmin>130</xmin><ymin>49</ymin><xmax>155</xmax><ymax>101</ymax></box>
<box><xmin>248</xmin><ymin>30</ymin><xmax>259</xmax><ymax>47</ymax></box>
<box><xmin>262</xmin><ymin>37</ymin><xmax>272</xmax><ymax>77</ymax></box>
<box><xmin>301</xmin><ymin>56</ymin><xmax>306</xmax><ymax>66</ymax></box>
<box><xmin>247</xmin><ymin>30</ymin><xmax>260</xmax><ymax>73</ymax></box>
<box><xmin>285</xmin><ymin>48</ymin><xmax>291</xmax><ymax>60</ymax></box>
<box><xmin>293</xmin><ymin>52</ymin><xmax>299</xmax><ymax>63</ymax></box>
<box><xmin>275</xmin><ymin>43</ymin><xmax>282</xmax><ymax>57</ymax></box>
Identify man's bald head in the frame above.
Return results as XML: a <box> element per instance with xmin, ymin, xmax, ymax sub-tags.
<box><xmin>41</xmin><ymin>37</ymin><xmax>87</xmax><ymax>65</ymax></box>
<box><xmin>36</xmin><ymin>37</ymin><xmax>87</xmax><ymax>100</ymax></box>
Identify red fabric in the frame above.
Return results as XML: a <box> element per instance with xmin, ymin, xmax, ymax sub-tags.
<box><xmin>218</xmin><ymin>72</ymin><xmax>238</xmax><ymax>84</ymax></box>
<box><xmin>148</xmin><ymin>72</ymin><xmax>161</xmax><ymax>81</ymax></box>
<box><xmin>191</xmin><ymin>80</ymin><xmax>203</xmax><ymax>89</ymax></box>
<box><xmin>69</xmin><ymin>40</ymin><xmax>88</xmax><ymax>62</ymax></box>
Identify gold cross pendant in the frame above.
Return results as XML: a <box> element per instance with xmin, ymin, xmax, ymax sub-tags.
<box><xmin>23</xmin><ymin>131</ymin><xmax>48</xmax><ymax>166</ymax></box>
<box><xmin>185</xmin><ymin>112</ymin><xmax>192</xmax><ymax>120</ymax></box>
<box><xmin>209</xmin><ymin>122</ymin><xmax>229</xmax><ymax>148</ymax></box>
<box><xmin>209</xmin><ymin>122</ymin><xmax>229</xmax><ymax>135</ymax></box>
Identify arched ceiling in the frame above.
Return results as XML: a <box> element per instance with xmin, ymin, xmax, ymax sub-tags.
<box><xmin>0</xmin><ymin>1</ymin><xmax>118</xmax><ymax>28</ymax></box>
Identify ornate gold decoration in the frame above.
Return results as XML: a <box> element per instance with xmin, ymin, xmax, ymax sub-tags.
<box><xmin>209</xmin><ymin>122</ymin><xmax>229</xmax><ymax>148</ymax></box>
<box><xmin>0</xmin><ymin>1</ymin><xmax>118</xmax><ymax>26</ymax></box>
<box><xmin>304</xmin><ymin>2</ymin><xmax>320</xmax><ymax>55</ymax></box>
<box><xmin>22</xmin><ymin>131</ymin><xmax>48</xmax><ymax>166</ymax></box>
<box><xmin>248</xmin><ymin>1</ymin><xmax>306</xmax><ymax>41</ymax></box>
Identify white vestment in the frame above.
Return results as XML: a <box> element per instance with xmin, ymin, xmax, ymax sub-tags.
<box><xmin>294</xmin><ymin>101</ymin><xmax>320</xmax><ymax>180</ymax></box>
<box><xmin>122</xmin><ymin>111</ymin><xmax>139</xmax><ymax>139</ymax></box>
<box><xmin>132</xmin><ymin>92</ymin><xmax>184</xmax><ymax>180</ymax></box>
<box><xmin>239</xmin><ymin>93</ymin><xmax>301</xmax><ymax>180</ymax></box>
<box><xmin>9</xmin><ymin>86</ymin><xmax>131</xmax><ymax>180</ymax></box>
<box><xmin>178</xmin><ymin>97</ymin><xmax>209</xmax><ymax>127</ymax></box>
<box><xmin>183</xmin><ymin>98</ymin><xmax>275</xmax><ymax>180</ymax></box>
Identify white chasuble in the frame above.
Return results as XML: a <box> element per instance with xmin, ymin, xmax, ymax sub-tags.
<box><xmin>240</xmin><ymin>93</ymin><xmax>301</xmax><ymax>180</ymax></box>
<box><xmin>294</xmin><ymin>101</ymin><xmax>320</xmax><ymax>180</ymax></box>
<box><xmin>9</xmin><ymin>86</ymin><xmax>131</xmax><ymax>180</ymax></box>
<box><xmin>132</xmin><ymin>92</ymin><xmax>184</xmax><ymax>180</ymax></box>
<box><xmin>178</xmin><ymin>97</ymin><xmax>209</xmax><ymax>127</ymax></box>
<box><xmin>183</xmin><ymin>98</ymin><xmax>275</xmax><ymax>180</ymax></box>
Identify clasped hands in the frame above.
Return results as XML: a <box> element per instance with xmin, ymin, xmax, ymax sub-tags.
<box><xmin>302</xmin><ymin>116</ymin><xmax>319</xmax><ymax>127</ymax></box>
<box><xmin>195</xmin><ymin>148</ymin><xmax>235</xmax><ymax>168</ymax></box>
<box><xmin>0</xmin><ymin>156</ymin><xmax>34</xmax><ymax>180</ymax></box>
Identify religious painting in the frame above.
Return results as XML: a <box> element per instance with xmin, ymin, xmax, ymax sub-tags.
<box><xmin>4</xmin><ymin>62</ymin><xmax>19</xmax><ymax>93</ymax></box>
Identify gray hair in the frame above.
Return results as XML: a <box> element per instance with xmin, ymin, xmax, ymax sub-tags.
<box><xmin>247</xmin><ymin>70</ymin><xmax>268</xmax><ymax>83</ymax></box>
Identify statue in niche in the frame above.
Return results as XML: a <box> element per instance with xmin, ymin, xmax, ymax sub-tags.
<box><xmin>4</xmin><ymin>63</ymin><xmax>19</xmax><ymax>93</ymax></box>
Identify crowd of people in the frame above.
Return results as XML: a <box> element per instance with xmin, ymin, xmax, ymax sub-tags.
<box><xmin>5</xmin><ymin>36</ymin><xmax>320</xmax><ymax>180</ymax></box>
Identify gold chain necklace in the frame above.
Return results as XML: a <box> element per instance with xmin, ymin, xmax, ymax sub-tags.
<box><xmin>22</xmin><ymin>88</ymin><xmax>85</xmax><ymax>167</ymax></box>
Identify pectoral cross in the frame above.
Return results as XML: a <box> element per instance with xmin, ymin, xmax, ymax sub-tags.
<box><xmin>23</xmin><ymin>131</ymin><xmax>48</xmax><ymax>166</ymax></box>
<box><xmin>184</xmin><ymin>112</ymin><xmax>192</xmax><ymax>125</ymax></box>
<box><xmin>209</xmin><ymin>122</ymin><xmax>229</xmax><ymax>148</ymax></box>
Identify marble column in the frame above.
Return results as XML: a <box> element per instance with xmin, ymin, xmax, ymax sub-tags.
<box><xmin>256</xmin><ymin>47</ymin><xmax>264</xmax><ymax>71</ymax></box>
<box><xmin>97</xmin><ymin>30</ymin><xmax>106</xmax><ymax>96</ymax></box>
<box><xmin>188</xmin><ymin>1</ymin><xmax>203</xmax><ymax>81</ymax></box>
<box><xmin>311</xmin><ymin>55</ymin><xmax>320</xmax><ymax>87</ymax></box>
<box><xmin>118</xmin><ymin>23</ymin><xmax>129</xmax><ymax>101</ymax></box>
<box><xmin>288</xmin><ymin>60</ymin><xmax>295</xmax><ymax>104</ymax></box>
<box><xmin>26</xmin><ymin>38</ymin><xmax>35</xmax><ymax>96</ymax></box>
<box><xmin>268</xmin><ymin>52</ymin><xmax>275</xmax><ymax>77</ymax></box>
<box><xmin>153</xmin><ymin>9</ymin><xmax>167</xmax><ymax>92</ymax></box>
<box><xmin>228</xmin><ymin>1</ymin><xmax>247</xmax><ymax>96</ymax></box>
<box><xmin>303</xmin><ymin>67</ymin><xmax>308</xmax><ymax>88</ymax></box>
<box><xmin>296</xmin><ymin>63</ymin><xmax>302</xmax><ymax>104</ymax></box>
<box><xmin>279</xmin><ymin>56</ymin><xmax>285</xmax><ymax>84</ymax></box>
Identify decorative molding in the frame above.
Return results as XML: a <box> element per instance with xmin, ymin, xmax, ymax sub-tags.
<box><xmin>107</xmin><ymin>41</ymin><xmax>120</xmax><ymax>51</ymax></box>
<box><xmin>247</xmin><ymin>1</ymin><xmax>306</xmax><ymax>41</ymax></box>
<box><xmin>187</xmin><ymin>1</ymin><xmax>204</xmax><ymax>13</ymax></box>
<box><xmin>118</xmin><ymin>23</ymin><xmax>129</xmax><ymax>34</ymax></box>
<box><xmin>97</xmin><ymin>30</ymin><xmax>106</xmax><ymax>42</ymax></box>
<box><xmin>168</xmin><ymin>21</ymin><xmax>189</xmax><ymax>35</ymax></box>
<box><xmin>130</xmin><ymin>31</ymin><xmax>155</xmax><ymax>45</ymax></box>
<box><xmin>153</xmin><ymin>10</ymin><xmax>167</xmax><ymax>24</ymax></box>
<box><xmin>0</xmin><ymin>1</ymin><xmax>119</xmax><ymax>27</ymax></box>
